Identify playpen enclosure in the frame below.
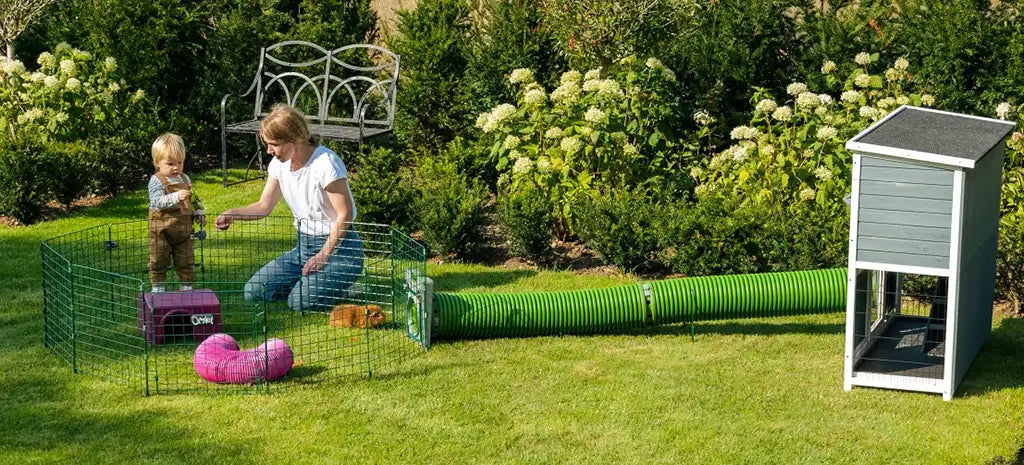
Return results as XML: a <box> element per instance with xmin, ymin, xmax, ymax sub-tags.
<box><xmin>41</xmin><ymin>215</ymin><xmax>427</xmax><ymax>395</ymax></box>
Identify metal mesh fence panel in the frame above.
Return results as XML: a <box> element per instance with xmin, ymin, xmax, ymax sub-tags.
<box><xmin>41</xmin><ymin>214</ymin><xmax>427</xmax><ymax>395</ymax></box>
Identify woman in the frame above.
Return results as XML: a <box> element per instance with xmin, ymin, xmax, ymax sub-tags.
<box><xmin>215</xmin><ymin>104</ymin><xmax>363</xmax><ymax>310</ymax></box>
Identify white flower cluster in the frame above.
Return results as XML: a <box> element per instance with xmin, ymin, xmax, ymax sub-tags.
<box><xmin>503</xmin><ymin>135</ymin><xmax>521</xmax><ymax>150</ymax></box>
<box><xmin>561</xmin><ymin>70</ymin><xmax>582</xmax><ymax>85</ymax></box>
<box><xmin>524</xmin><ymin>88</ymin><xmax>546</xmax><ymax>106</ymax></box>
<box><xmin>816</xmin><ymin>126</ymin><xmax>837</xmax><ymax>140</ymax></box>
<box><xmin>104</xmin><ymin>57</ymin><xmax>118</xmax><ymax>73</ymax></box>
<box><xmin>786</xmin><ymin>82</ymin><xmax>808</xmax><ymax>96</ymax></box>
<box><xmin>509</xmin><ymin>68</ymin><xmax>534</xmax><ymax>85</ymax></box>
<box><xmin>799</xmin><ymin>187</ymin><xmax>817</xmax><ymax>201</ymax></box>
<box><xmin>854</xmin><ymin>52</ymin><xmax>871</xmax><ymax>66</ymax></box>
<box><xmin>475</xmin><ymin>103</ymin><xmax>517</xmax><ymax>133</ymax></box>
<box><xmin>755</xmin><ymin>99</ymin><xmax>777</xmax><ymax>114</ymax></box>
<box><xmin>730</xmin><ymin>125</ymin><xmax>761</xmax><ymax>140</ymax></box>
<box><xmin>1</xmin><ymin>58</ymin><xmax>26</xmax><ymax>75</ymax></box>
<box><xmin>560</xmin><ymin>136</ymin><xmax>582</xmax><ymax>156</ymax></box>
<box><xmin>66</xmin><ymin>78</ymin><xmax>81</xmax><ymax>91</ymax></box>
<box><xmin>551</xmin><ymin>81</ymin><xmax>581</xmax><ymax>104</ymax></box>
<box><xmin>840</xmin><ymin>90</ymin><xmax>861</xmax><ymax>103</ymax></box>
<box><xmin>894</xmin><ymin>56</ymin><xmax>909</xmax><ymax>71</ymax></box>
<box><xmin>512</xmin><ymin>156</ymin><xmax>533</xmax><ymax>175</ymax></box>
<box><xmin>772</xmin><ymin>106</ymin><xmax>793</xmax><ymax>122</ymax></box>
<box><xmin>814</xmin><ymin>166</ymin><xmax>833</xmax><ymax>181</ymax></box>
<box><xmin>584</xmin><ymin>107</ymin><xmax>607</xmax><ymax>124</ymax></box>
<box><xmin>582</xmin><ymin>78</ymin><xmax>623</xmax><ymax>99</ymax></box>
<box><xmin>544</xmin><ymin>127</ymin><xmax>563</xmax><ymax>139</ymax></box>
<box><xmin>921</xmin><ymin>94</ymin><xmax>935</xmax><ymax>106</ymax></box>
<box><xmin>796</xmin><ymin>92</ymin><xmax>820</xmax><ymax>109</ymax></box>
<box><xmin>693</xmin><ymin>109</ymin><xmax>715</xmax><ymax>126</ymax></box>
<box><xmin>996</xmin><ymin>102</ymin><xmax>1013</xmax><ymax>120</ymax></box>
<box><xmin>821</xmin><ymin>60</ymin><xmax>837</xmax><ymax>74</ymax></box>
<box><xmin>853</xmin><ymin>73</ymin><xmax>871</xmax><ymax>88</ymax></box>
<box><xmin>59</xmin><ymin>59</ymin><xmax>77</xmax><ymax>76</ymax></box>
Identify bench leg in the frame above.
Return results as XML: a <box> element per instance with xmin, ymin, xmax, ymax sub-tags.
<box><xmin>221</xmin><ymin>126</ymin><xmax>228</xmax><ymax>187</ymax></box>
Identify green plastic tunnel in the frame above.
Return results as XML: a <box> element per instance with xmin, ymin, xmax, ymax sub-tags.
<box><xmin>433</xmin><ymin>268</ymin><xmax>846</xmax><ymax>340</ymax></box>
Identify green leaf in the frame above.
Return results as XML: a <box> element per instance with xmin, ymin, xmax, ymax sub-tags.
<box><xmin>496</xmin><ymin>156</ymin><xmax>509</xmax><ymax>171</ymax></box>
<box><xmin>647</xmin><ymin>131</ymin><xmax>662</xmax><ymax>147</ymax></box>
<box><xmin>869</xmin><ymin>75</ymin><xmax>883</xmax><ymax>89</ymax></box>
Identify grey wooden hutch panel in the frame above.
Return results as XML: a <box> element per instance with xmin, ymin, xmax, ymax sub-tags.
<box><xmin>856</xmin><ymin>156</ymin><xmax>954</xmax><ymax>268</ymax></box>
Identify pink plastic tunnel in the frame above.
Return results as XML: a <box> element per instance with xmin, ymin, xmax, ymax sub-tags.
<box><xmin>193</xmin><ymin>333</ymin><xmax>293</xmax><ymax>384</ymax></box>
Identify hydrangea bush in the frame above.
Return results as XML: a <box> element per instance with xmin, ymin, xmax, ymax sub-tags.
<box><xmin>0</xmin><ymin>44</ymin><xmax>154</xmax><ymax>222</ymax></box>
<box><xmin>475</xmin><ymin>56</ymin><xmax>684</xmax><ymax>235</ymax></box>
<box><xmin>693</xmin><ymin>52</ymin><xmax>936</xmax><ymax>218</ymax></box>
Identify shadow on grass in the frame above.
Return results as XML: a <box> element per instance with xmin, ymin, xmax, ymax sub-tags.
<box><xmin>958</xmin><ymin>316</ymin><xmax>1024</xmax><ymax>398</ymax></box>
<box><xmin>430</xmin><ymin>269</ymin><xmax>537</xmax><ymax>293</ymax></box>
<box><xmin>0</xmin><ymin>361</ymin><xmax>260</xmax><ymax>464</ymax></box>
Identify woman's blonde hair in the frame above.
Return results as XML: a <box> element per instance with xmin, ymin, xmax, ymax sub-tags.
<box><xmin>151</xmin><ymin>133</ymin><xmax>186</xmax><ymax>165</ymax></box>
<box><xmin>259</xmin><ymin>104</ymin><xmax>316</xmax><ymax>145</ymax></box>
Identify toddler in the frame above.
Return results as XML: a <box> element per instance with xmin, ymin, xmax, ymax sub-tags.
<box><xmin>148</xmin><ymin>133</ymin><xmax>198</xmax><ymax>292</ymax></box>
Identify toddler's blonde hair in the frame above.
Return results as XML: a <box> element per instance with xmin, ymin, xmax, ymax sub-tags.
<box><xmin>152</xmin><ymin>133</ymin><xmax>186</xmax><ymax>166</ymax></box>
<box><xmin>259</xmin><ymin>104</ymin><xmax>315</xmax><ymax>145</ymax></box>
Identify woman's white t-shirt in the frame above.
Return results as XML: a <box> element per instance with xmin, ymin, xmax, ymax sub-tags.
<box><xmin>268</xmin><ymin>145</ymin><xmax>357</xmax><ymax>236</ymax></box>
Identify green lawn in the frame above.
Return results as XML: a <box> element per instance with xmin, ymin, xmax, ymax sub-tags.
<box><xmin>1</xmin><ymin>170</ymin><xmax>1023</xmax><ymax>464</ymax></box>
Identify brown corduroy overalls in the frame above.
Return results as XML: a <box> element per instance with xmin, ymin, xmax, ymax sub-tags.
<box><xmin>148</xmin><ymin>173</ymin><xmax>195</xmax><ymax>286</ymax></box>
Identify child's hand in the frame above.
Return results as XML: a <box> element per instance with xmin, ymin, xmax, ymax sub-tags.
<box><xmin>178</xmin><ymin>190</ymin><xmax>191</xmax><ymax>201</ymax></box>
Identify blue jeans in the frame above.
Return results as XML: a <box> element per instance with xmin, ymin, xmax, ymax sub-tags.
<box><xmin>244</xmin><ymin>231</ymin><xmax>364</xmax><ymax>311</ymax></box>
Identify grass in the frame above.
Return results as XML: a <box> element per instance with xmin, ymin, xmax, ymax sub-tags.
<box><xmin>2</xmin><ymin>169</ymin><xmax>1024</xmax><ymax>464</ymax></box>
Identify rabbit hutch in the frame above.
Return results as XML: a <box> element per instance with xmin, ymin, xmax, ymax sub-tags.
<box><xmin>843</xmin><ymin>105</ymin><xmax>1015</xmax><ymax>400</ymax></box>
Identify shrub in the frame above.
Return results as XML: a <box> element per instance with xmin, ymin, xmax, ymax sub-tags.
<box><xmin>656</xmin><ymin>196</ymin><xmax>765</xmax><ymax>276</ymax></box>
<box><xmin>350</xmin><ymin>146</ymin><xmax>415</xmax><ymax>230</ymax></box>
<box><xmin>477</xmin><ymin>57</ymin><xmax>686</xmax><ymax>235</ymax></box>
<box><xmin>0</xmin><ymin>137</ymin><xmax>50</xmax><ymax>224</ymax></box>
<box><xmin>498</xmin><ymin>186</ymin><xmax>553</xmax><ymax>262</ymax></box>
<box><xmin>412</xmin><ymin>155</ymin><xmax>490</xmax><ymax>259</ymax></box>
<box><xmin>574</xmin><ymin>187</ymin><xmax>664</xmax><ymax>274</ymax></box>
<box><xmin>389</xmin><ymin>0</ymin><xmax>476</xmax><ymax>149</ymax></box>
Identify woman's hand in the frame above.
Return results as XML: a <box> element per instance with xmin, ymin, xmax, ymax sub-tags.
<box><xmin>214</xmin><ymin>214</ymin><xmax>233</xmax><ymax>230</ymax></box>
<box><xmin>302</xmin><ymin>250</ymin><xmax>331</xmax><ymax>276</ymax></box>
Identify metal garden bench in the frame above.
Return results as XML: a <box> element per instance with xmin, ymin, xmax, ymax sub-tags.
<box><xmin>220</xmin><ymin>41</ymin><xmax>400</xmax><ymax>186</ymax></box>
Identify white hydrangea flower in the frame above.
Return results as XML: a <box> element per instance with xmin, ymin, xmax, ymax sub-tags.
<box><xmin>840</xmin><ymin>90</ymin><xmax>862</xmax><ymax>103</ymax></box>
<box><xmin>66</xmin><ymin>77</ymin><xmax>81</xmax><ymax>91</ymax></box>
<box><xmin>59</xmin><ymin>59</ymin><xmax>76</xmax><ymax>76</ymax></box>
<box><xmin>596</xmin><ymin>79</ymin><xmax>624</xmax><ymax>99</ymax></box>
<box><xmin>759</xmin><ymin>144</ymin><xmax>775</xmax><ymax>156</ymax></box>
<box><xmin>551</xmin><ymin>82</ymin><xmax>581</xmax><ymax>104</ymax></box>
<box><xmin>854</xmin><ymin>52</ymin><xmax>871</xmax><ymax>66</ymax></box>
<box><xmin>536</xmin><ymin>157</ymin><xmax>551</xmax><ymax>173</ymax></box>
<box><xmin>877</xmin><ymin>97</ymin><xmax>896</xmax><ymax>109</ymax></box>
<box><xmin>104</xmin><ymin>56</ymin><xmax>118</xmax><ymax>72</ymax></box>
<box><xmin>584</xmin><ymin>69</ymin><xmax>602</xmax><ymax>81</ymax></box>
<box><xmin>818</xmin><ymin>94</ymin><xmax>833</xmax><ymax>106</ymax></box>
<box><xmin>896</xmin><ymin>95</ymin><xmax>910</xmax><ymax>105</ymax></box>
<box><xmin>23</xmin><ymin>108</ymin><xmax>44</xmax><ymax>122</ymax></box>
<box><xmin>509</xmin><ymin>68</ymin><xmax>534</xmax><ymax>85</ymax></box>
<box><xmin>132</xmin><ymin>89</ymin><xmax>146</xmax><ymax>102</ymax></box>
<box><xmin>693</xmin><ymin>109</ymin><xmax>715</xmax><ymax>126</ymax></box>
<box><xmin>800</xmin><ymin>187</ymin><xmax>817</xmax><ymax>201</ymax></box>
<box><xmin>732</xmin><ymin>146</ymin><xmax>749</xmax><ymax>162</ymax></box>
<box><xmin>623</xmin><ymin>143</ymin><xmax>639</xmax><ymax>155</ymax></box>
<box><xmin>53</xmin><ymin>111</ymin><xmax>69</xmax><ymax>123</ymax></box>
<box><xmin>544</xmin><ymin>127</ymin><xmax>563</xmax><ymax>139</ymax></box>
<box><xmin>524</xmin><ymin>88</ymin><xmax>546</xmax><ymax>106</ymax></box>
<box><xmin>582</xmin><ymin>79</ymin><xmax>601</xmax><ymax>92</ymax></box>
<box><xmin>661</xmin><ymin>68</ymin><xmax>676</xmax><ymax>82</ymax></box>
<box><xmin>815</xmin><ymin>106</ymin><xmax>829</xmax><ymax>117</ymax></box>
<box><xmin>482</xmin><ymin>104</ymin><xmax>516</xmax><ymax>133</ymax></box>
<box><xmin>694</xmin><ymin>184</ymin><xmax>711</xmax><ymax>197</ymax></box>
<box><xmin>755</xmin><ymin>99</ymin><xmax>777</xmax><ymax>114</ymax></box>
<box><xmin>577</xmin><ymin>126</ymin><xmax>593</xmax><ymax>137</ymax></box>
<box><xmin>512</xmin><ymin>157</ymin><xmax>533</xmax><ymax>174</ymax></box>
<box><xmin>996</xmin><ymin>102</ymin><xmax>1013</xmax><ymax>120</ymax></box>
<box><xmin>584</xmin><ymin>107</ymin><xmax>607</xmax><ymax>124</ymax></box>
<box><xmin>796</xmin><ymin>92</ymin><xmax>820</xmax><ymax>109</ymax></box>
<box><xmin>821</xmin><ymin>60</ymin><xmax>837</xmax><ymax>74</ymax></box>
<box><xmin>497</xmin><ymin>173</ymin><xmax>510</xmax><ymax>186</ymax></box>
<box><xmin>55</xmin><ymin>42</ymin><xmax>71</xmax><ymax>53</ymax></box>
<box><xmin>921</xmin><ymin>94</ymin><xmax>935</xmax><ymax>106</ymax></box>
<box><xmin>894</xmin><ymin>56</ymin><xmax>909</xmax><ymax>71</ymax></box>
<box><xmin>2</xmin><ymin>59</ymin><xmax>26</xmax><ymax>75</ymax></box>
<box><xmin>853</xmin><ymin>73</ymin><xmax>871</xmax><ymax>88</ymax></box>
<box><xmin>690</xmin><ymin>166</ymin><xmax>704</xmax><ymax>179</ymax></box>
<box><xmin>816</xmin><ymin>126</ymin><xmax>838</xmax><ymax>140</ymax></box>
<box><xmin>786</xmin><ymin>82</ymin><xmax>808</xmax><ymax>96</ymax></box>
<box><xmin>709</xmin><ymin>152</ymin><xmax>728</xmax><ymax>170</ymax></box>
<box><xmin>730</xmin><ymin>125</ymin><xmax>760</xmax><ymax>140</ymax></box>
<box><xmin>772</xmin><ymin>106</ymin><xmax>793</xmax><ymax>122</ymax></box>
<box><xmin>108</xmin><ymin>82</ymin><xmax>121</xmax><ymax>93</ymax></box>
<box><xmin>859</xmin><ymin>106</ymin><xmax>878</xmax><ymax>119</ymax></box>
<box><xmin>475</xmin><ymin>112</ymin><xmax>490</xmax><ymax>129</ymax></box>
<box><xmin>645</xmin><ymin>57</ymin><xmax>663</xmax><ymax>69</ymax></box>
<box><xmin>28</xmin><ymin>72</ymin><xmax>45</xmax><ymax>82</ymax></box>
<box><xmin>37</xmin><ymin>52</ymin><xmax>55</xmax><ymax>68</ymax></box>
<box><xmin>43</xmin><ymin>75</ymin><xmax>59</xmax><ymax>88</ymax></box>
<box><xmin>503</xmin><ymin>135</ymin><xmax>521</xmax><ymax>150</ymax></box>
<box><xmin>885</xmin><ymin>68</ymin><xmax>902</xmax><ymax>82</ymax></box>
<box><xmin>814</xmin><ymin>166</ymin><xmax>833</xmax><ymax>181</ymax></box>
<box><xmin>560</xmin><ymin>136</ymin><xmax>582</xmax><ymax>156</ymax></box>
<box><xmin>560</xmin><ymin>70</ymin><xmax>581</xmax><ymax>85</ymax></box>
